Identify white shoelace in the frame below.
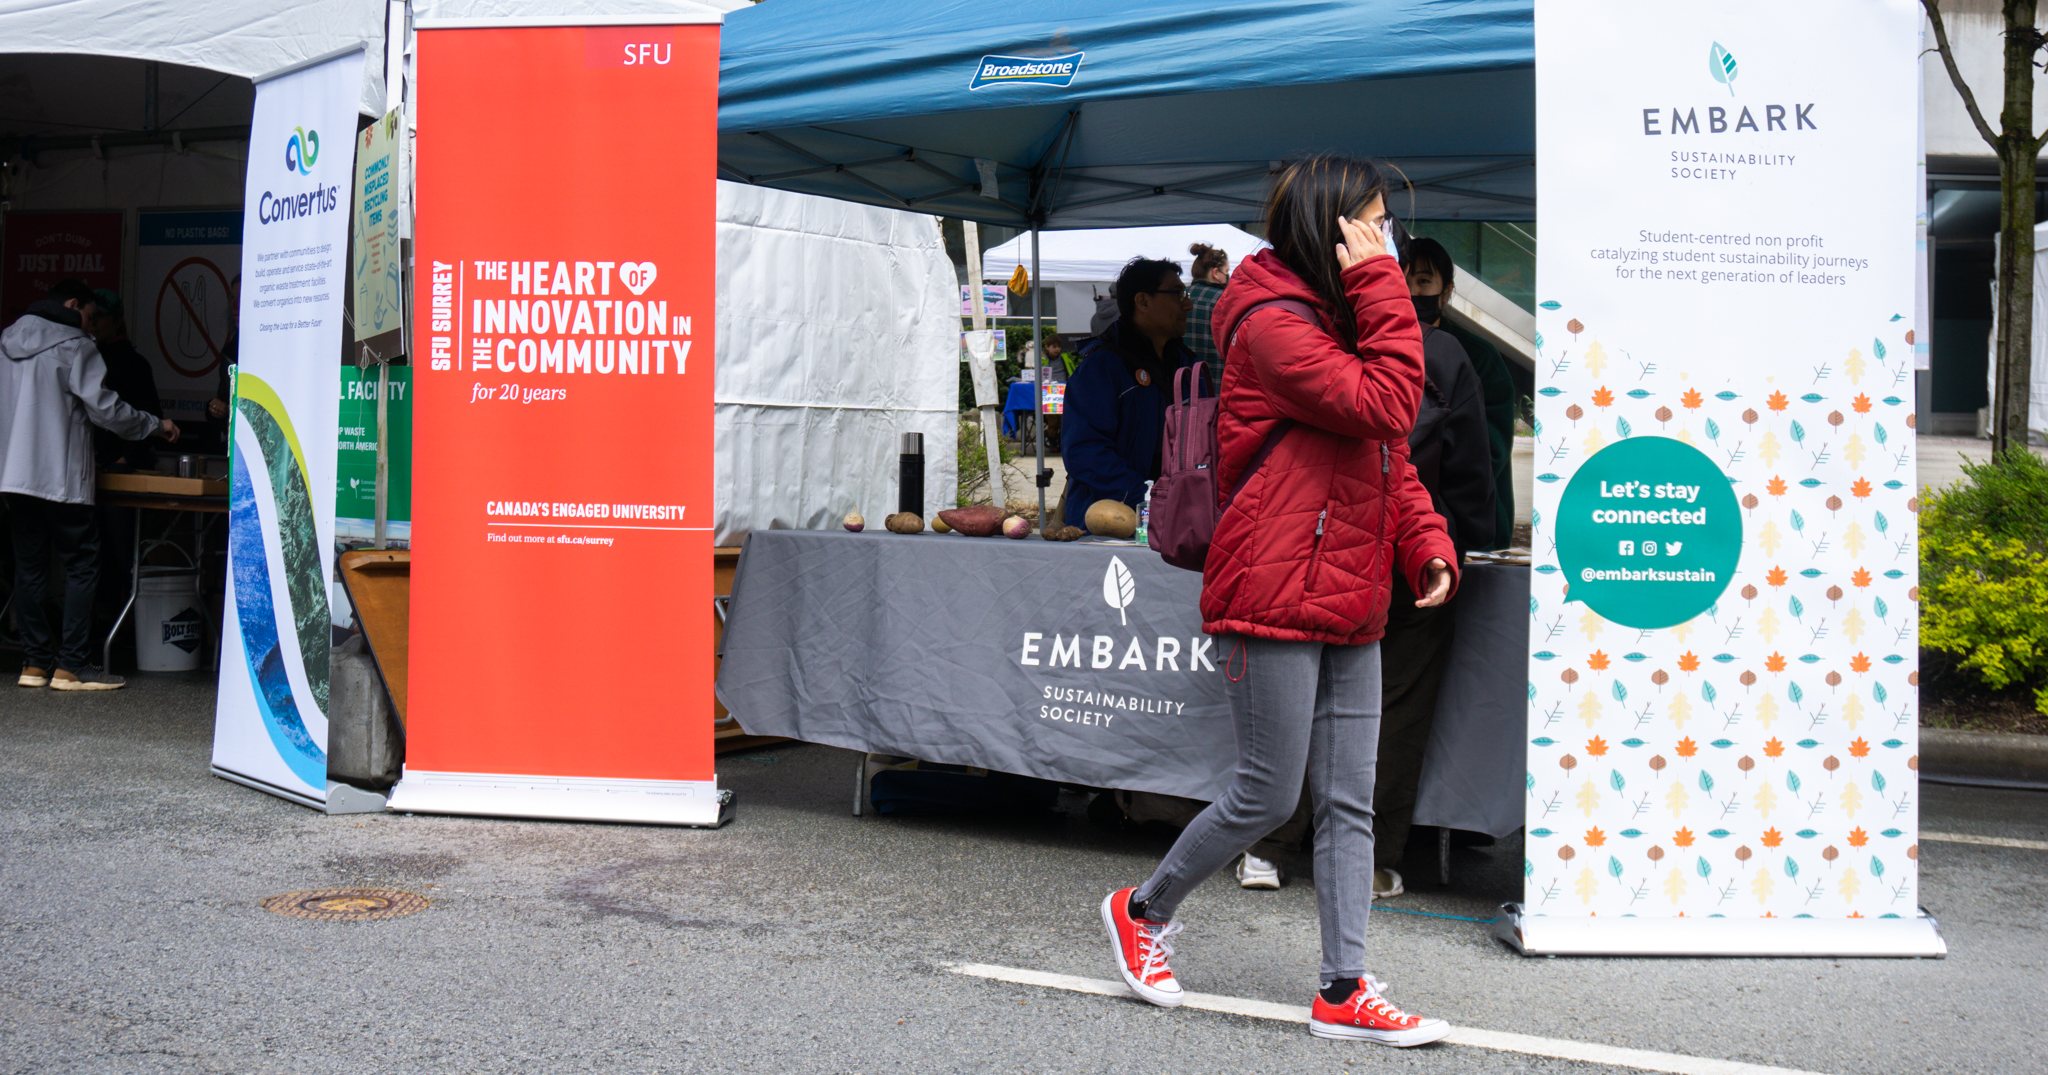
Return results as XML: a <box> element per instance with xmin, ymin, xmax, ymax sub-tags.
<box><xmin>1136</xmin><ymin>920</ymin><xmax>1183</xmax><ymax>981</ymax></box>
<box><xmin>1353</xmin><ymin>989</ymin><xmax>1410</xmax><ymax>1025</ymax></box>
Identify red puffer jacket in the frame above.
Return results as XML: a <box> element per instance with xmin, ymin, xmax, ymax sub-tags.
<box><xmin>1200</xmin><ymin>249</ymin><xmax>1458</xmax><ymax>646</ymax></box>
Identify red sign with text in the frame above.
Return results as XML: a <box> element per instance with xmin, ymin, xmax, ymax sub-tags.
<box><xmin>409</xmin><ymin>25</ymin><xmax>716</xmax><ymax>784</ymax></box>
<box><xmin>2</xmin><ymin>211</ymin><xmax>123</xmax><ymax>324</ymax></box>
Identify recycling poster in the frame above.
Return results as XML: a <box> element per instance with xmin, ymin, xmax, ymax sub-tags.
<box><xmin>1524</xmin><ymin>0</ymin><xmax>1935</xmax><ymax>952</ymax></box>
<box><xmin>394</xmin><ymin>19</ymin><xmax>724</xmax><ymax>825</ymax></box>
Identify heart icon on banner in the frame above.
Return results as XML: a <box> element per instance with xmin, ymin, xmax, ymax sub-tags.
<box><xmin>619</xmin><ymin>262</ymin><xmax>659</xmax><ymax>296</ymax></box>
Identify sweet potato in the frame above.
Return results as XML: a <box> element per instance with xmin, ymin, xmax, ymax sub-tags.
<box><xmin>937</xmin><ymin>505</ymin><xmax>1006</xmax><ymax>537</ymax></box>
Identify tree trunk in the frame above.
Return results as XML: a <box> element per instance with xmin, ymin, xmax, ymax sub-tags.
<box><xmin>1993</xmin><ymin>0</ymin><xmax>2040</xmax><ymax>455</ymax></box>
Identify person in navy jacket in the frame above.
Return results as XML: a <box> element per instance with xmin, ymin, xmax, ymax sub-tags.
<box><xmin>1058</xmin><ymin>257</ymin><xmax>1201</xmax><ymax>528</ymax></box>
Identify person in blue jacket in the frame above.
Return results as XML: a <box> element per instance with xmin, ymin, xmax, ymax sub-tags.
<box><xmin>1059</xmin><ymin>257</ymin><xmax>1200</xmax><ymax>528</ymax></box>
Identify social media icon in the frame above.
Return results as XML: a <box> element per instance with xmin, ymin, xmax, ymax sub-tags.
<box><xmin>1618</xmin><ymin>541</ymin><xmax>1635</xmax><ymax>556</ymax></box>
<box><xmin>1666</xmin><ymin>541</ymin><xmax>1684</xmax><ymax>556</ymax></box>
<box><xmin>1642</xmin><ymin>541</ymin><xmax>1659</xmax><ymax>557</ymax></box>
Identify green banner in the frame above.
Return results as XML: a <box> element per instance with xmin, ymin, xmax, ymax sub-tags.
<box><xmin>336</xmin><ymin>365</ymin><xmax>412</xmax><ymax>529</ymax></box>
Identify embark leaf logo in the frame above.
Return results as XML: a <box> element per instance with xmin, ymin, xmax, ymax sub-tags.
<box><xmin>1640</xmin><ymin>39</ymin><xmax>1815</xmax><ymax>138</ymax></box>
<box><xmin>970</xmin><ymin>52</ymin><xmax>1084</xmax><ymax>91</ymax></box>
<box><xmin>1709</xmin><ymin>42</ymin><xmax>1738</xmax><ymax>96</ymax></box>
<box><xmin>285</xmin><ymin>126</ymin><xmax>321</xmax><ymax>175</ymax></box>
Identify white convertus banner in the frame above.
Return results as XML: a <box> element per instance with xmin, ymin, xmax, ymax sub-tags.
<box><xmin>1512</xmin><ymin>0</ymin><xmax>1942</xmax><ymax>956</ymax></box>
<box><xmin>211</xmin><ymin>48</ymin><xmax>365</xmax><ymax>808</ymax></box>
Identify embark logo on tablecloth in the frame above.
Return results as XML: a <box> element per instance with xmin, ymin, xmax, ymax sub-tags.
<box><xmin>1017</xmin><ymin>555</ymin><xmax>1216</xmax><ymax>673</ymax></box>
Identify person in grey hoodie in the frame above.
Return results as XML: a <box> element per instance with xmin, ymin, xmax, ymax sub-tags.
<box><xmin>3</xmin><ymin>279</ymin><xmax>180</xmax><ymax>691</ymax></box>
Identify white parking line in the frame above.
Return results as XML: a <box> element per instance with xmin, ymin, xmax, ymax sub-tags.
<box><xmin>1921</xmin><ymin>831</ymin><xmax>2048</xmax><ymax>852</ymax></box>
<box><xmin>947</xmin><ymin>962</ymin><xmax>1829</xmax><ymax>1075</ymax></box>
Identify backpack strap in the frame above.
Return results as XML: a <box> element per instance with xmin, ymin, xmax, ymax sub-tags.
<box><xmin>1217</xmin><ymin>297</ymin><xmax>1319</xmax><ymax>504</ymax></box>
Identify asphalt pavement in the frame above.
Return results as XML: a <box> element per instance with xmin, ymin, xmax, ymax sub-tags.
<box><xmin>3</xmin><ymin>673</ymin><xmax>2044</xmax><ymax>1074</ymax></box>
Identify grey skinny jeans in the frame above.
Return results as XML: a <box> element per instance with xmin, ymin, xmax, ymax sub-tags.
<box><xmin>1133</xmin><ymin>634</ymin><xmax>1383</xmax><ymax>981</ymax></box>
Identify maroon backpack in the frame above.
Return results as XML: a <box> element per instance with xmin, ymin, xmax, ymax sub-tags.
<box><xmin>1148</xmin><ymin>299</ymin><xmax>1313</xmax><ymax>571</ymax></box>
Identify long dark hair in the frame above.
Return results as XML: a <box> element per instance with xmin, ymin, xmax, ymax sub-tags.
<box><xmin>1262</xmin><ymin>154</ymin><xmax>1392</xmax><ymax>348</ymax></box>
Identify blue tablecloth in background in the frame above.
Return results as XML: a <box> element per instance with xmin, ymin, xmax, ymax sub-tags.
<box><xmin>1001</xmin><ymin>382</ymin><xmax>1036</xmax><ymax>437</ymax></box>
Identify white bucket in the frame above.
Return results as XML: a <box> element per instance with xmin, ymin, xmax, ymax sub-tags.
<box><xmin>134</xmin><ymin>569</ymin><xmax>204</xmax><ymax>672</ymax></box>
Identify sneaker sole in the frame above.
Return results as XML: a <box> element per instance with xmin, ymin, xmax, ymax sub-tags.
<box><xmin>17</xmin><ymin>677</ymin><xmax>48</xmax><ymax>688</ymax></box>
<box><xmin>1099</xmin><ymin>892</ymin><xmax>1183</xmax><ymax>1008</ymax></box>
<box><xmin>1238</xmin><ymin>875</ymin><xmax>1282</xmax><ymax>890</ymax></box>
<box><xmin>1309</xmin><ymin>1018</ymin><xmax>1451</xmax><ymax>1047</ymax></box>
<box><xmin>49</xmin><ymin>679</ymin><xmax>124</xmax><ymax>692</ymax></box>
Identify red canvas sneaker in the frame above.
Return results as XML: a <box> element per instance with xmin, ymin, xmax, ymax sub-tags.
<box><xmin>1100</xmin><ymin>887</ymin><xmax>1183</xmax><ymax>1007</ymax></box>
<box><xmin>1309</xmin><ymin>985</ymin><xmax>1451</xmax><ymax>1046</ymax></box>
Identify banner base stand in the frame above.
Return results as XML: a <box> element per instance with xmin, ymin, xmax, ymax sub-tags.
<box><xmin>386</xmin><ymin>770</ymin><xmax>733</xmax><ymax>827</ymax></box>
<box><xmin>324</xmin><ymin>781</ymin><xmax>389</xmax><ymax>815</ymax></box>
<box><xmin>1493</xmin><ymin>902</ymin><xmax>1948</xmax><ymax>958</ymax></box>
<box><xmin>212</xmin><ymin>766</ymin><xmax>327</xmax><ymax>812</ymax></box>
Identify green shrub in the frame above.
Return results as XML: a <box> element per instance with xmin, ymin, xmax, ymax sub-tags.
<box><xmin>955</xmin><ymin>413</ymin><xmax>1014</xmax><ymax>508</ymax></box>
<box><xmin>1919</xmin><ymin>448</ymin><xmax>2048</xmax><ymax>714</ymax></box>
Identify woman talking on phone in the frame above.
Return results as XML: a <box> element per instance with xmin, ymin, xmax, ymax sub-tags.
<box><xmin>1099</xmin><ymin>155</ymin><xmax>1458</xmax><ymax>1047</ymax></box>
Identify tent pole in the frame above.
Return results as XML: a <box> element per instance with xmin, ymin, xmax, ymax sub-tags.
<box><xmin>1031</xmin><ymin>228</ymin><xmax>1048</xmax><ymax>528</ymax></box>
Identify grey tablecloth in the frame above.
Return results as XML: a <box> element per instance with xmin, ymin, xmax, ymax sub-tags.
<box><xmin>716</xmin><ymin>530</ymin><xmax>1528</xmax><ymax>836</ymax></box>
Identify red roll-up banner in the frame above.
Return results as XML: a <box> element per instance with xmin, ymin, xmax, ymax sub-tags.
<box><xmin>394</xmin><ymin>18</ymin><xmax>725</xmax><ymax>825</ymax></box>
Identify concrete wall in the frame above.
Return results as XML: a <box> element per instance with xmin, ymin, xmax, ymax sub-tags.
<box><xmin>1923</xmin><ymin>1</ymin><xmax>2048</xmax><ymax>161</ymax></box>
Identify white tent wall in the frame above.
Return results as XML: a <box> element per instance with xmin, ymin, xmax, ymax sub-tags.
<box><xmin>714</xmin><ymin>182</ymin><xmax>959</xmax><ymax>545</ymax></box>
<box><xmin>2000</xmin><ymin>221</ymin><xmax>2048</xmax><ymax>442</ymax></box>
<box><xmin>981</xmin><ymin>224</ymin><xmax>1266</xmax><ymax>284</ymax></box>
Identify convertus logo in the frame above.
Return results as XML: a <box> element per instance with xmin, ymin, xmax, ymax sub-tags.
<box><xmin>285</xmin><ymin>126</ymin><xmax>320</xmax><ymax>175</ymax></box>
<box><xmin>970</xmin><ymin>52</ymin><xmax>1084</xmax><ymax>91</ymax></box>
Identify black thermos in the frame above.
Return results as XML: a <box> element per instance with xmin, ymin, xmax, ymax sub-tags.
<box><xmin>898</xmin><ymin>432</ymin><xmax>925</xmax><ymax>517</ymax></box>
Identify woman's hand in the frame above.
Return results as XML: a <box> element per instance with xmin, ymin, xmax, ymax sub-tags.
<box><xmin>1415</xmin><ymin>558</ymin><xmax>1452</xmax><ymax>607</ymax></box>
<box><xmin>1334</xmin><ymin>215</ymin><xmax>1387</xmax><ymax>272</ymax></box>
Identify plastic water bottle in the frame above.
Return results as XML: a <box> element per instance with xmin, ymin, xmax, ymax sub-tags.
<box><xmin>1137</xmin><ymin>480</ymin><xmax>1154</xmax><ymax>545</ymax></box>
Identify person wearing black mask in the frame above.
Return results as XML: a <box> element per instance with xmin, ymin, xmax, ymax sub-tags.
<box><xmin>1363</xmin><ymin>241</ymin><xmax>1498</xmax><ymax>899</ymax></box>
<box><xmin>1403</xmin><ymin>237</ymin><xmax>1516</xmax><ymax>551</ymax></box>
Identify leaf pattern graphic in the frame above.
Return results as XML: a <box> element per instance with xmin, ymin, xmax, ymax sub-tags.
<box><xmin>1102</xmin><ymin>556</ymin><xmax>1136</xmax><ymax>627</ymax></box>
<box><xmin>1524</xmin><ymin>308</ymin><xmax>1921</xmax><ymax>920</ymax></box>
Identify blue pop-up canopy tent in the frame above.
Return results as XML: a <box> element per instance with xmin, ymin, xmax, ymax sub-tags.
<box><xmin>718</xmin><ymin>0</ymin><xmax>1536</xmax><ymax>515</ymax></box>
<box><xmin>719</xmin><ymin>0</ymin><xmax>1534</xmax><ymax>229</ymax></box>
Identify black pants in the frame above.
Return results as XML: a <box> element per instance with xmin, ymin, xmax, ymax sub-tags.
<box><xmin>5</xmin><ymin>494</ymin><xmax>100</xmax><ymax>672</ymax></box>
<box><xmin>1372</xmin><ymin>574</ymin><xmax>1457</xmax><ymax>869</ymax></box>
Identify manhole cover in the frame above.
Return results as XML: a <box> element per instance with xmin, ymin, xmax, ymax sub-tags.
<box><xmin>260</xmin><ymin>887</ymin><xmax>429</xmax><ymax>922</ymax></box>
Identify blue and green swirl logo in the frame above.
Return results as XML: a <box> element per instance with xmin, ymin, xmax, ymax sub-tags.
<box><xmin>284</xmin><ymin>127</ymin><xmax>321</xmax><ymax>175</ymax></box>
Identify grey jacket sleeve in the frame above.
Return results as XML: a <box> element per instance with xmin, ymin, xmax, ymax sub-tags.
<box><xmin>67</xmin><ymin>343</ymin><xmax>162</xmax><ymax>442</ymax></box>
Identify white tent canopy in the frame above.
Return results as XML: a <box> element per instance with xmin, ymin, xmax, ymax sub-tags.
<box><xmin>980</xmin><ymin>224</ymin><xmax>1266</xmax><ymax>285</ymax></box>
<box><xmin>0</xmin><ymin>0</ymin><xmax>388</xmax><ymax>116</ymax></box>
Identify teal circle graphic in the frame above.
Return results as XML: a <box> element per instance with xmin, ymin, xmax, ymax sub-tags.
<box><xmin>1555</xmin><ymin>437</ymin><xmax>1741</xmax><ymax>629</ymax></box>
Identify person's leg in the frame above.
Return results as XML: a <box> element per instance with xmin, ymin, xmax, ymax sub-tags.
<box><xmin>1307</xmin><ymin>641</ymin><xmax>1383</xmax><ymax>984</ymax></box>
<box><xmin>6</xmin><ymin>495</ymin><xmax>57</xmax><ymax>670</ymax></box>
<box><xmin>93</xmin><ymin>504</ymin><xmax>134</xmax><ymax>640</ymax></box>
<box><xmin>52</xmin><ymin>503</ymin><xmax>100</xmax><ymax>673</ymax></box>
<box><xmin>1372</xmin><ymin>578</ymin><xmax>1456</xmax><ymax>872</ymax></box>
<box><xmin>1131</xmin><ymin>635</ymin><xmax>1322</xmax><ymax>921</ymax></box>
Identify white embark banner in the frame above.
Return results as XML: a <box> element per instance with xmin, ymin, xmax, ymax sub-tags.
<box><xmin>211</xmin><ymin>48</ymin><xmax>364</xmax><ymax>809</ymax></box>
<box><xmin>1512</xmin><ymin>1</ymin><xmax>1942</xmax><ymax>955</ymax></box>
